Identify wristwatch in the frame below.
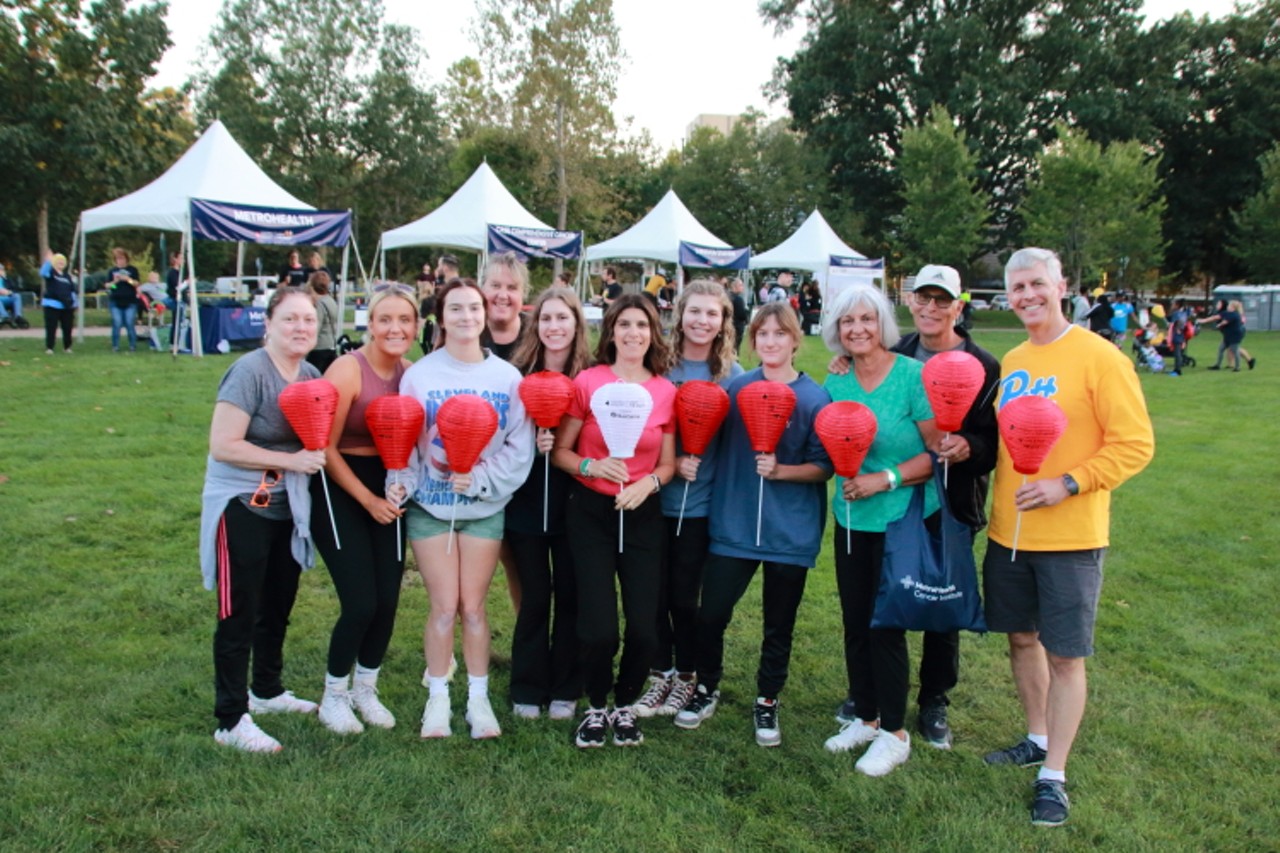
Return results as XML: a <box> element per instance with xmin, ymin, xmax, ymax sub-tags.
<box><xmin>1061</xmin><ymin>473</ymin><xmax>1080</xmax><ymax>496</ymax></box>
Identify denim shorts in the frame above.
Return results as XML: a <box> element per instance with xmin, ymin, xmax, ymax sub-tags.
<box><xmin>405</xmin><ymin>504</ymin><xmax>505</xmax><ymax>542</ymax></box>
<box><xmin>982</xmin><ymin>541</ymin><xmax>1106</xmax><ymax>658</ymax></box>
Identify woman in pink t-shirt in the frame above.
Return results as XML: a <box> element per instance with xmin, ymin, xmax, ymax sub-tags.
<box><xmin>552</xmin><ymin>294</ymin><xmax>676</xmax><ymax>749</ymax></box>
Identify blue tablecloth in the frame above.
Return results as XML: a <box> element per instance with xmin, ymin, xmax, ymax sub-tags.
<box><xmin>176</xmin><ymin>303</ymin><xmax>265</xmax><ymax>353</ymax></box>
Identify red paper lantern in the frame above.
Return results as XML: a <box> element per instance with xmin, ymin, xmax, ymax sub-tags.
<box><xmin>814</xmin><ymin>401</ymin><xmax>878</xmax><ymax>478</ymax></box>
<box><xmin>922</xmin><ymin>350</ymin><xmax>985</xmax><ymax>433</ymax></box>
<box><xmin>365</xmin><ymin>394</ymin><xmax>426</xmax><ymax>470</ymax></box>
<box><xmin>675</xmin><ymin>380</ymin><xmax>731</xmax><ymax>456</ymax></box>
<box><xmin>998</xmin><ymin>395</ymin><xmax>1067</xmax><ymax>475</ymax></box>
<box><xmin>737</xmin><ymin>381</ymin><xmax>797</xmax><ymax>453</ymax></box>
<box><xmin>279</xmin><ymin>379</ymin><xmax>340</xmax><ymax>450</ymax></box>
<box><xmin>519</xmin><ymin>371</ymin><xmax>575</xmax><ymax>429</ymax></box>
<box><xmin>435</xmin><ymin>394</ymin><xmax>499</xmax><ymax>474</ymax></box>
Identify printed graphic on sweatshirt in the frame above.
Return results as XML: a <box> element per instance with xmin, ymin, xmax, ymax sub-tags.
<box><xmin>997</xmin><ymin>370</ymin><xmax>1058</xmax><ymax>410</ymax></box>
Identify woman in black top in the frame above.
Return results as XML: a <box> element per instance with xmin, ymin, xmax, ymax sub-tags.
<box><xmin>42</xmin><ymin>253</ymin><xmax>76</xmax><ymax>354</ymax></box>
<box><xmin>106</xmin><ymin>247</ymin><xmax>141</xmax><ymax>353</ymax></box>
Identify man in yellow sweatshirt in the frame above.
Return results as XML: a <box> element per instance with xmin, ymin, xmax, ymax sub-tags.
<box><xmin>982</xmin><ymin>248</ymin><xmax>1154</xmax><ymax>827</ymax></box>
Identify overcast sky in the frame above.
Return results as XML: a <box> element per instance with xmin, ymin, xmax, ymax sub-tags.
<box><xmin>153</xmin><ymin>0</ymin><xmax>1236</xmax><ymax>153</ymax></box>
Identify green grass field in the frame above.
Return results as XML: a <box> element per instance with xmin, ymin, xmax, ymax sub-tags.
<box><xmin>0</xmin><ymin>326</ymin><xmax>1276</xmax><ymax>852</ymax></box>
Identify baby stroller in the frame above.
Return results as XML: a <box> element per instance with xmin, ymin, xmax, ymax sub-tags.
<box><xmin>1131</xmin><ymin>325</ymin><xmax>1165</xmax><ymax>372</ymax></box>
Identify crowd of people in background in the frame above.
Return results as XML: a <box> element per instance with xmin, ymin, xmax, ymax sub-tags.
<box><xmin>197</xmin><ymin>246</ymin><xmax>1158</xmax><ymax>830</ymax></box>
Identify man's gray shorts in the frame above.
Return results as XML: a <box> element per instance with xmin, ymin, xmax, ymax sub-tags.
<box><xmin>982</xmin><ymin>542</ymin><xmax>1106</xmax><ymax>658</ymax></box>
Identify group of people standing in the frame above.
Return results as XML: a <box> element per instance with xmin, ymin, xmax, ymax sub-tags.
<box><xmin>199</xmin><ymin>247</ymin><xmax>1153</xmax><ymax>829</ymax></box>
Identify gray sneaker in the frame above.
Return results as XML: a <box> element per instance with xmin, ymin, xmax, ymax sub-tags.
<box><xmin>673</xmin><ymin>685</ymin><xmax>719</xmax><ymax>730</ymax></box>
<box><xmin>984</xmin><ymin>738</ymin><xmax>1047</xmax><ymax>767</ymax></box>
<box><xmin>1031</xmin><ymin>779</ymin><xmax>1069</xmax><ymax>826</ymax></box>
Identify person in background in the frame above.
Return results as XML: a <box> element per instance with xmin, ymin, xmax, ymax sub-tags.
<box><xmin>674</xmin><ymin>301</ymin><xmax>832</xmax><ymax>750</ymax></box>
<box><xmin>1166</xmin><ymin>298</ymin><xmax>1191</xmax><ymax>376</ymax></box>
<box><xmin>416</xmin><ymin>263</ymin><xmax>435</xmax><ymax>289</ymax></box>
<box><xmin>1200</xmin><ymin>299</ymin><xmax>1255</xmax><ymax>371</ymax></box>
<box><xmin>1071</xmin><ymin>286</ymin><xmax>1092</xmax><ymax>328</ymax></box>
<box><xmin>480</xmin><ymin>251</ymin><xmax>528</xmax><ymax>363</ymax></box>
<box><xmin>435</xmin><ymin>254</ymin><xmax>460</xmax><ymax>286</ymax></box>
<box><xmin>799</xmin><ymin>281</ymin><xmax>822</xmax><ymax>335</ymax></box>
<box><xmin>399</xmin><ymin>278</ymin><xmax>533</xmax><ymax>740</ymax></box>
<box><xmin>555</xmin><ymin>271</ymin><xmax>574</xmax><ymax>288</ymax></box>
<box><xmin>1109</xmin><ymin>293</ymin><xmax>1136</xmax><ymax>345</ymax></box>
<box><xmin>552</xmin><ymin>294</ymin><xmax>676</xmax><ymax>749</ymax></box>
<box><xmin>0</xmin><ymin>261</ymin><xmax>27</xmax><ymax>328</ymax></box>
<box><xmin>601</xmin><ymin>266</ymin><xmax>623</xmax><ymax>308</ymax></box>
<box><xmin>42</xmin><ymin>252</ymin><xmax>76</xmax><ymax>354</ymax></box>
<box><xmin>982</xmin><ymin>248</ymin><xmax>1153</xmax><ymax>827</ymax></box>
<box><xmin>306</xmin><ymin>271</ymin><xmax>340</xmax><ymax>374</ymax></box>
<box><xmin>199</xmin><ymin>286</ymin><xmax>327</xmax><ymax>752</ymax></box>
<box><xmin>106</xmin><ymin>247</ymin><xmax>141</xmax><ymax>353</ymax></box>
<box><xmin>506</xmin><ymin>286</ymin><xmax>592</xmax><ymax>722</ymax></box>
<box><xmin>279</xmin><ymin>250</ymin><xmax>307</xmax><ymax>288</ymax></box>
<box><xmin>634</xmin><ymin>280</ymin><xmax>743</xmax><ymax>720</ymax></box>
<box><xmin>1085</xmin><ymin>290</ymin><xmax>1113</xmax><ymax>341</ymax></box>
<box><xmin>767</xmin><ymin>271</ymin><xmax>792</xmax><ymax>303</ymax></box>
<box><xmin>307</xmin><ymin>251</ymin><xmax>333</xmax><ymax>286</ymax></box>
<box><xmin>311</xmin><ymin>286</ymin><xmax>417</xmax><ymax>736</ymax></box>
<box><xmin>729</xmin><ymin>278</ymin><xmax>749</xmax><ymax>353</ymax></box>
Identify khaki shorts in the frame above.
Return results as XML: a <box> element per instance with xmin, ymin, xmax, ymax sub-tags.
<box><xmin>405</xmin><ymin>504</ymin><xmax>505</xmax><ymax>542</ymax></box>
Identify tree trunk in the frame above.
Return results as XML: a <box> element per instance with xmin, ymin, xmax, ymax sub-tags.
<box><xmin>37</xmin><ymin>196</ymin><xmax>50</xmax><ymax>267</ymax></box>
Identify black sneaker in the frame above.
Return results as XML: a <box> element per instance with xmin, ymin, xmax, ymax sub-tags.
<box><xmin>917</xmin><ymin>703</ymin><xmax>953</xmax><ymax>750</ymax></box>
<box><xmin>984</xmin><ymin>738</ymin><xmax>1047</xmax><ymax>767</ymax></box>
<box><xmin>674</xmin><ymin>685</ymin><xmax>719</xmax><ymax>730</ymax></box>
<box><xmin>1031</xmin><ymin>779</ymin><xmax>1069</xmax><ymax>827</ymax></box>
<box><xmin>574</xmin><ymin>707</ymin><xmax>609</xmax><ymax>749</ymax></box>
<box><xmin>753</xmin><ymin>697</ymin><xmax>781</xmax><ymax>747</ymax></box>
<box><xmin>834</xmin><ymin>697</ymin><xmax>858</xmax><ymax>725</ymax></box>
<box><xmin>1248</xmin><ymin>357</ymin><xmax>1257</xmax><ymax>370</ymax></box>
<box><xmin>610</xmin><ymin>705</ymin><xmax>644</xmax><ymax>746</ymax></box>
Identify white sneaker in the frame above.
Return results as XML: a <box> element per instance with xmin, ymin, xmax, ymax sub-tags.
<box><xmin>318</xmin><ymin>682</ymin><xmax>364</xmax><ymax>735</ymax></box>
<box><xmin>214</xmin><ymin>714</ymin><xmax>282</xmax><ymax>753</ymax></box>
<box><xmin>660</xmin><ymin>677</ymin><xmax>697</xmax><ymax>717</ymax></box>
<box><xmin>633</xmin><ymin>674</ymin><xmax>671</xmax><ymax>718</ymax></box>
<box><xmin>855</xmin><ymin>729</ymin><xmax>911</xmax><ymax>777</ymax></box>
<box><xmin>466</xmin><ymin>695</ymin><xmax>502</xmax><ymax>739</ymax></box>
<box><xmin>248</xmin><ymin>690</ymin><xmax>317</xmax><ymax>715</ymax></box>
<box><xmin>351</xmin><ymin>680</ymin><xmax>396</xmax><ymax>729</ymax></box>
<box><xmin>825</xmin><ymin>718</ymin><xmax>879</xmax><ymax>753</ymax></box>
<box><xmin>512</xmin><ymin>703</ymin><xmax>541</xmax><ymax>720</ymax></box>
<box><xmin>420</xmin><ymin>694</ymin><xmax>452</xmax><ymax>738</ymax></box>
<box><xmin>548</xmin><ymin>700</ymin><xmax>576</xmax><ymax>721</ymax></box>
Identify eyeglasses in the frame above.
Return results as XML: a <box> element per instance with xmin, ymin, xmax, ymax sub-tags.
<box><xmin>911</xmin><ymin>291</ymin><xmax>955</xmax><ymax>308</ymax></box>
<box><xmin>249</xmin><ymin>469</ymin><xmax>282</xmax><ymax>508</ymax></box>
<box><xmin>371</xmin><ymin>283</ymin><xmax>418</xmax><ymax>296</ymax></box>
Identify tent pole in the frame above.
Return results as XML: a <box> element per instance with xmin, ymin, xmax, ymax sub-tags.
<box><xmin>74</xmin><ymin>221</ymin><xmax>85</xmax><ymax>344</ymax></box>
<box><xmin>338</xmin><ymin>240</ymin><xmax>351</xmax><ymax>335</ymax></box>
<box><xmin>378</xmin><ymin>240</ymin><xmax>385</xmax><ymax>282</ymax></box>
<box><xmin>236</xmin><ymin>240</ymin><xmax>246</xmax><ymax>296</ymax></box>
<box><xmin>187</xmin><ymin>226</ymin><xmax>203</xmax><ymax>357</ymax></box>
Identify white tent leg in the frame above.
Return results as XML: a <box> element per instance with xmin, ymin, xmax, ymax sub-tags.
<box><xmin>338</xmin><ymin>242</ymin><xmax>350</xmax><ymax>335</ymax></box>
<box><xmin>236</xmin><ymin>241</ymin><xmax>246</xmax><ymax>298</ymax></box>
<box><xmin>75</xmin><ymin>223</ymin><xmax>86</xmax><ymax>344</ymax></box>
<box><xmin>187</xmin><ymin>228</ymin><xmax>203</xmax><ymax>357</ymax></box>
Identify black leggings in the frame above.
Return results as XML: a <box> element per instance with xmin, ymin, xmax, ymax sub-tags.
<box><xmin>566</xmin><ymin>482</ymin><xmax>664</xmax><ymax>709</ymax></box>
<box><xmin>213</xmin><ymin>499</ymin><xmax>301</xmax><ymax>730</ymax></box>
<box><xmin>507</xmin><ymin>528</ymin><xmax>581</xmax><ymax>705</ymax></box>
<box><xmin>310</xmin><ymin>454</ymin><xmax>404</xmax><ymax>676</ymax></box>
<box><xmin>44</xmin><ymin>306</ymin><xmax>74</xmax><ymax>351</ymax></box>
<box><xmin>654</xmin><ymin>515</ymin><xmax>709</xmax><ymax>673</ymax></box>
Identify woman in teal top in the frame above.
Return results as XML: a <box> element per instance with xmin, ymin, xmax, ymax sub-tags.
<box><xmin>820</xmin><ymin>284</ymin><xmax>939</xmax><ymax>778</ymax></box>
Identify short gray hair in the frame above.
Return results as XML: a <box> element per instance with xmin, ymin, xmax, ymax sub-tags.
<box><xmin>822</xmin><ymin>285</ymin><xmax>900</xmax><ymax>354</ymax></box>
<box><xmin>1005</xmin><ymin>248</ymin><xmax>1063</xmax><ymax>287</ymax></box>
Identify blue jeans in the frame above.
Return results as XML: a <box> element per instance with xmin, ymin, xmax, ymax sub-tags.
<box><xmin>110</xmin><ymin>303</ymin><xmax>138</xmax><ymax>350</ymax></box>
<box><xmin>0</xmin><ymin>292</ymin><xmax>23</xmax><ymax>320</ymax></box>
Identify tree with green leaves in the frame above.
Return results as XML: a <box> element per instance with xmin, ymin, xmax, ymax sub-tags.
<box><xmin>0</xmin><ymin>0</ymin><xmax>188</xmax><ymax>267</ymax></box>
<box><xmin>1230</xmin><ymin>144</ymin><xmax>1280</xmax><ymax>281</ymax></box>
<box><xmin>1021</xmin><ymin>126</ymin><xmax>1165</xmax><ymax>290</ymax></box>
<box><xmin>892</xmin><ymin>105</ymin><xmax>989</xmax><ymax>275</ymax></box>
<box><xmin>192</xmin><ymin>0</ymin><xmax>450</xmax><ymax>263</ymax></box>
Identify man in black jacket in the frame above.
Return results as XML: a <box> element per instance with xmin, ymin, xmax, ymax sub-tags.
<box><xmin>893</xmin><ymin>264</ymin><xmax>1000</xmax><ymax>748</ymax></box>
<box><xmin>729</xmin><ymin>277</ymin><xmax>750</xmax><ymax>352</ymax></box>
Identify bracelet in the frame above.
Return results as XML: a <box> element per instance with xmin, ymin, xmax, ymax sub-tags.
<box><xmin>579</xmin><ymin>458</ymin><xmax>593</xmax><ymax>477</ymax></box>
<box><xmin>885</xmin><ymin>467</ymin><xmax>899</xmax><ymax>491</ymax></box>
<box><xmin>651</xmin><ymin>473</ymin><xmax>662</xmax><ymax>494</ymax></box>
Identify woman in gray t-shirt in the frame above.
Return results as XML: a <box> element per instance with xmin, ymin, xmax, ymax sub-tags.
<box><xmin>200</xmin><ymin>287</ymin><xmax>328</xmax><ymax>753</ymax></box>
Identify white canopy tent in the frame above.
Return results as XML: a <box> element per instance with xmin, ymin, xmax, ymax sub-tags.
<box><xmin>379</xmin><ymin>162</ymin><xmax>553</xmax><ymax>276</ymax></box>
<box><xmin>78</xmin><ymin>120</ymin><xmax>342</xmax><ymax>356</ymax></box>
<box><xmin>749</xmin><ymin>208</ymin><xmax>866</xmax><ymax>273</ymax></box>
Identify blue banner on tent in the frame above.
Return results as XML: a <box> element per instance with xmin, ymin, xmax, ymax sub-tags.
<box><xmin>679</xmin><ymin>241</ymin><xmax>751</xmax><ymax>270</ymax></box>
<box><xmin>487</xmin><ymin>224</ymin><xmax>583</xmax><ymax>260</ymax></box>
<box><xmin>190</xmin><ymin>199</ymin><xmax>353</xmax><ymax>247</ymax></box>
<box><xmin>829</xmin><ymin>255</ymin><xmax>884</xmax><ymax>270</ymax></box>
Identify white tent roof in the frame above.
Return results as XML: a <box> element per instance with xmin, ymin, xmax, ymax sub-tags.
<box><xmin>381</xmin><ymin>162</ymin><xmax>553</xmax><ymax>252</ymax></box>
<box><xmin>80</xmin><ymin>120</ymin><xmax>313</xmax><ymax>234</ymax></box>
<box><xmin>749</xmin><ymin>209</ymin><xmax>865</xmax><ymax>272</ymax></box>
<box><xmin>585</xmin><ymin>190</ymin><xmax>730</xmax><ymax>263</ymax></box>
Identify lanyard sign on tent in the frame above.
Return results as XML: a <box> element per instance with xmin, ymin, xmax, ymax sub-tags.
<box><xmin>190</xmin><ymin>199</ymin><xmax>353</xmax><ymax>247</ymax></box>
<box><xmin>678</xmin><ymin>241</ymin><xmax>751</xmax><ymax>270</ymax></box>
<box><xmin>487</xmin><ymin>224</ymin><xmax>583</xmax><ymax>260</ymax></box>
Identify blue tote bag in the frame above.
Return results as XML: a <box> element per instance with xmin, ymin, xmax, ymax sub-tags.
<box><xmin>871</xmin><ymin>461</ymin><xmax>987</xmax><ymax>633</ymax></box>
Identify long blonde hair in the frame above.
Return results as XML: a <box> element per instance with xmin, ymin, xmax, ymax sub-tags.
<box><xmin>670</xmin><ymin>278</ymin><xmax>737</xmax><ymax>381</ymax></box>
<box><xmin>511</xmin><ymin>286</ymin><xmax>591</xmax><ymax>378</ymax></box>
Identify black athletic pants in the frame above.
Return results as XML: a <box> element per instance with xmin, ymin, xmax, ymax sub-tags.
<box><xmin>507</xmin><ymin>528</ymin><xmax>581</xmax><ymax>706</ymax></box>
<box><xmin>654</xmin><ymin>515</ymin><xmax>709</xmax><ymax>674</ymax></box>
<box><xmin>566</xmin><ymin>482</ymin><xmax>663</xmax><ymax>709</ymax></box>
<box><xmin>310</xmin><ymin>454</ymin><xmax>403</xmax><ymax>677</ymax></box>
<box><xmin>43</xmin><ymin>306</ymin><xmax>73</xmax><ymax>351</ymax></box>
<box><xmin>213</xmin><ymin>499</ymin><xmax>301</xmax><ymax>730</ymax></box>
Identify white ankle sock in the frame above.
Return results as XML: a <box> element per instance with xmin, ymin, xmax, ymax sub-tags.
<box><xmin>427</xmin><ymin>676</ymin><xmax>449</xmax><ymax>697</ymax></box>
<box><xmin>468</xmin><ymin>674</ymin><xmax>489</xmax><ymax>699</ymax></box>
<box><xmin>325</xmin><ymin>672</ymin><xmax>348</xmax><ymax>690</ymax></box>
<box><xmin>1028</xmin><ymin>733</ymin><xmax>1049</xmax><ymax>750</ymax></box>
<box><xmin>1038</xmin><ymin>767</ymin><xmax>1066</xmax><ymax>783</ymax></box>
<box><xmin>353</xmin><ymin>664</ymin><xmax>379</xmax><ymax>684</ymax></box>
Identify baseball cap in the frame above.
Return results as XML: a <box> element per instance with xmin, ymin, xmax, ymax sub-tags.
<box><xmin>912</xmin><ymin>265</ymin><xmax>961</xmax><ymax>299</ymax></box>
